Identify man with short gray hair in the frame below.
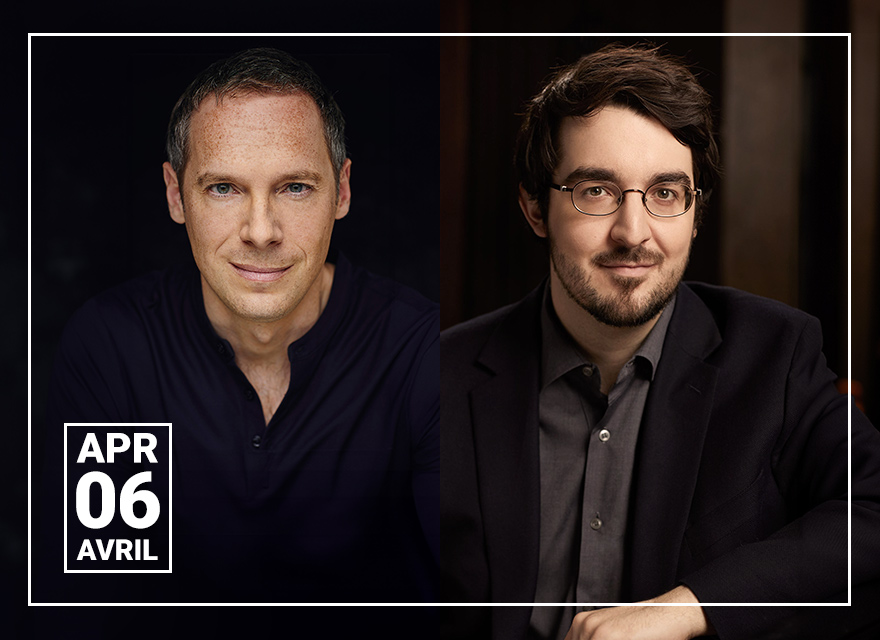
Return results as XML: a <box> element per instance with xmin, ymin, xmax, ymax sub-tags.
<box><xmin>41</xmin><ymin>47</ymin><xmax>438</xmax><ymax>603</ymax></box>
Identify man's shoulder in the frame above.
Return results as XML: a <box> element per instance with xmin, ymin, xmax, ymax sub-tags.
<box><xmin>677</xmin><ymin>281</ymin><xmax>827</xmax><ymax>370</ymax></box>
<box><xmin>51</xmin><ymin>267</ymin><xmax>196</xmax><ymax>407</ymax></box>
<box><xmin>345</xmin><ymin>261</ymin><xmax>438</xmax><ymax>335</ymax></box>
<box><xmin>63</xmin><ymin>267</ymin><xmax>193</xmax><ymax>344</ymax></box>
<box><xmin>682</xmin><ymin>281</ymin><xmax>815</xmax><ymax>333</ymax></box>
<box><xmin>354</xmin><ymin>265</ymin><xmax>437</xmax><ymax>316</ymax></box>
<box><xmin>440</xmin><ymin>285</ymin><xmax>543</xmax><ymax>372</ymax></box>
<box><xmin>441</xmin><ymin>299</ymin><xmax>524</xmax><ymax>350</ymax></box>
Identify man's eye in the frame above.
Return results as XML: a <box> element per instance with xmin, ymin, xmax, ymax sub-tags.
<box><xmin>284</xmin><ymin>183</ymin><xmax>312</xmax><ymax>196</ymax></box>
<box><xmin>209</xmin><ymin>183</ymin><xmax>235</xmax><ymax>196</ymax></box>
<box><xmin>576</xmin><ymin>182</ymin><xmax>617</xmax><ymax>199</ymax></box>
<box><xmin>647</xmin><ymin>184</ymin><xmax>683</xmax><ymax>202</ymax></box>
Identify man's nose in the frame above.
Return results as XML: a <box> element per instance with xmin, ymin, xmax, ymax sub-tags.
<box><xmin>240</xmin><ymin>196</ymin><xmax>283</xmax><ymax>248</ymax></box>
<box><xmin>609</xmin><ymin>189</ymin><xmax>652</xmax><ymax>248</ymax></box>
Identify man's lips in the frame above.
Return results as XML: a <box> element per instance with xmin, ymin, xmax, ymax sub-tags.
<box><xmin>230</xmin><ymin>263</ymin><xmax>291</xmax><ymax>283</ymax></box>
<box><xmin>599</xmin><ymin>262</ymin><xmax>657</xmax><ymax>277</ymax></box>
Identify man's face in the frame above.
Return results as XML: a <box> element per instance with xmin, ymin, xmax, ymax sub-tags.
<box><xmin>522</xmin><ymin>105</ymin><xmax>697</xmax><ymax>328</ymax></box>
<box><xmin>163</xmin><ymin>92</ymin><xmax>350</xmax><ymax>325</ymax></box>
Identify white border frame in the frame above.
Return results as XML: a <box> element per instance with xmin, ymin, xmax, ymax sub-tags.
<box><xmin>26</xmin><ymin>32</ymin><xmax>854</xmax><ymax>611</ymax></box>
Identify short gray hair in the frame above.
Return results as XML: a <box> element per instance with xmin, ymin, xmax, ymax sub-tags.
<box><xmin>166</xmin><ymin>48</ymin><xmax>347</xmax><ymax>186</ymax></box>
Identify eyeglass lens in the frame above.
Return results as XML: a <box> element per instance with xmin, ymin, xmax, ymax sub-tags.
<box><xmin>570</xmin><ymin>181</ymin><xmax>694</xmax><ymax>217</ymax></box>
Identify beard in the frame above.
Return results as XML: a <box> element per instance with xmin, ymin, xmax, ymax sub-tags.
<box><xmin>549</xmin><ymin>240</ymin><xmax>689</xmax><ymax>328</ymax></box>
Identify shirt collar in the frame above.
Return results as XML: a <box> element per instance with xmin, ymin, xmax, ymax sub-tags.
<box><xmin>540</xmin><ymin>281</ymin><xmax>676</xmax><ymax>390</ymax></box>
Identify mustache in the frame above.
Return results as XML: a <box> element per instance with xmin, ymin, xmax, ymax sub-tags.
<box><xmin>592</xmin><ymin>246</ymin><xmax>665</xmax><ymax>267</ymax></box>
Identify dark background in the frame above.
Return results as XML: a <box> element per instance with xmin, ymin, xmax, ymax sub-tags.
<box><xmin>27</xmin><ymin>35</ymin><xmax>440</xmax><ymax>610</ymax></box>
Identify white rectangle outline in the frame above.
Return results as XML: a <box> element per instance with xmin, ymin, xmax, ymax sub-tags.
<box><xmin>27</xmin><ymin>31</ymin><xmax>854</xmax><ymax>609</ymax></box>
<box><xmin>63</xmin><ymin>423</ymin><xmax>172</xmax><ymax>574</ymax></box>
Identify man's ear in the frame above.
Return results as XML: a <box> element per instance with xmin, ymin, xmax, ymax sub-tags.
<box><xmin>334</xmin><ymin>158</ymin><xmax>352</xmax><ymax>220</ymax></box>
<box><xmin>163</xmin><ymin>162</ymin><xmax>186</xmax><ymax>224</ymax></box>
<box><xmin>518</xmin><ymin>184</ymin><xmax>547</xmax><ymax>238</ymax></box>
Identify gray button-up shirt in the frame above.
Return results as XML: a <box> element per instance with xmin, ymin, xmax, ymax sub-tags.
<box><xmin>529</xmin><ymin>288</ymin><xmax>675</xmax><ymax>640</ymax></box>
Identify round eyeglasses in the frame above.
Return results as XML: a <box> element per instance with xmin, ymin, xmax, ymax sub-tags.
<box><xmin>550</xmin><ymin>180</ymin><xmax>701</xmax><ymax>218</ymax></box>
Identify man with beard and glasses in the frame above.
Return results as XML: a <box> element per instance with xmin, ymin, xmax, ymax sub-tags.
<box><xmin>38</xmin><ymin>47</ymin><xmax>438</xmax><ymax>606</ymax></box>
<box><xmin>440</xmin><ymin>44</ymin><xmax>880</xmax><ymax>640</ymax></box>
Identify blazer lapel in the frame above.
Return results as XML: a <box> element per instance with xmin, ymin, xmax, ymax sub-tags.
<box><xmin>627</xmin><ymin>283</ymin><xmax>722</xmax><ymax>600</ymax></box>
<box><xmin>470</xmin><ymin>286</ymin><xmax>543</xmax><ymax>616</ymax></box>
<box><xmin>465</xmin><ymin>282</ymin><xmax>723</xmax><ymax>615</ymax></box>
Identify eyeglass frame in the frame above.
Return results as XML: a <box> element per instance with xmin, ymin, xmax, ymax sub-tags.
<box><xmin>549</xmin><ymin>180</ymin><xmax>702</xmax><ymax>218</ymax></box>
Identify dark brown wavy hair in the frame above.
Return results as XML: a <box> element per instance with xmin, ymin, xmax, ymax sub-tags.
<box><xmin>514</xmin><ymin>43</ymin><xmax>720</xmax><ymax>226</ymax></box>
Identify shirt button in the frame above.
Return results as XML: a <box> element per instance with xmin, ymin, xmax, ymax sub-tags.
<box><xmin>598</xmin><ymin>429</ymin><xmax>611</xmax><ymax>442</ymax></box>
<box><xmin>217</xmin><ymin>343</ymin><xmax>226</xmax><ymax>356</ymax></box>
<box><xmin>244</xmin><ymin>388</ymin><xmax>255</xmax><ymax>401</ymax></box>
<box><xmin>582</xmin><ymin>366</ymin><xmax>593</xmax><ymax>377</ymax></box>
<box><xmin>251</xmin><ymin>435</ymin><xmax>262</xmax><ymax>449</ymax></box>
<box><xmin>589</xmin><ymin>517</ymin><xmax>603</xmax><ymax>531</ymax></box>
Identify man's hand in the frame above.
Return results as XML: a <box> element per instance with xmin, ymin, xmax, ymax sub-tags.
<box><xmin>563</xmin><ymin>585</ymin><xmax>715</xmax><ymax>640</ymax></box>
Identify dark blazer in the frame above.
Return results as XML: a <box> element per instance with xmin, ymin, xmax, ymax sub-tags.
<box><xmin>440</xmin><ymin>281</ymin><xmax>880</xmax><ymax>640</ymax></box>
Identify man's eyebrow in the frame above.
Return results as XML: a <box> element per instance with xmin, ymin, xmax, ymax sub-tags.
<box><xmin>274</xmin><ymin>171</ymin><xmax>325</xmax><ymax>185</ymax></box>
<box><xmin>194</xmin><ymin>173</ymin><xmax>231</xmax><ymax>188</ymax></box>
<box><xmin>647</xmin><ymin>170</ymin><xmax>693</xmax><ymax>187</ymax></box>
<box><xmin>193</xmin><ymin>170</ymin><xmax>325</xmax><ymax>188</ymax></box>
<box><xmin>560</xmin><ymin>167</ymin><xmax>694</xmax><ymax>187</ymax></box>
<box><xmin>562</xmin><ymin>166</ymin><xmax>619</xmax><ymax>185</ymax></box>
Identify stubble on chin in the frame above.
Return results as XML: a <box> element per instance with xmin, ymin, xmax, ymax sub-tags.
<box><xmin>550</xmin><ymin>242</ymin><xmax>683</xmax><ymax>328</ymax></box>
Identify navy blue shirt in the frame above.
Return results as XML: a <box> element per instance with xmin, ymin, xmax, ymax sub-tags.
<box><xmin>39</xmin><ymin>252</ymin><xmax>438</xmax><ymax>603</ymax></box>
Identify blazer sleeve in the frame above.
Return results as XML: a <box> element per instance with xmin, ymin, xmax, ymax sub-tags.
<box><xmin>680</xmin><ymin>315</ymin><xmax>880</xmax><ymax>639</ymax></box>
